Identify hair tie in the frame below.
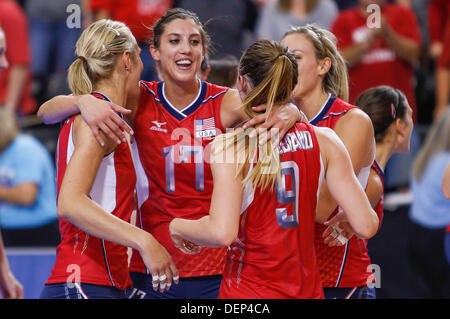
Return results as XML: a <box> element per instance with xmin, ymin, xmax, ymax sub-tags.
<box><xmin>391</xmin><ymin>89</ymin><xmax>401</xmax><ymax>120</ymax></box>
<box><xmin>274</xmin><ymin>53</ymin><xmax>286</xmax><ymax>62</ymax></box>
<box><xmin>390</xmin><ymin>103</ymin><xmax>397</xmax><ymax>120</ymax></box>
<box><xmin>77</xmin><ymin>55</ymin><xmax>88</xmax><ymax>63</ymax></box>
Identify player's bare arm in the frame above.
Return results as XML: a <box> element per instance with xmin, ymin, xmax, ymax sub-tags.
<box><xmin>58</xmin><ymin>116</ymin><xmax>178</xmax><ymax>291</ymax></box>
<box><xmin>170</xmin><ymin>141</ymin><xmax>243</xmax><ymax>249</ymax></box>
<box><xmin>316</xmin><ymin>108</ymin><xmax>375</xmax><ymax>220</ymax></box>
<box><xmin>37</xmin><ymin>94</ymin><xmax>133</xmax><ymax>146</ymax></box>
<box><xmin>315</xmin><ymin>126</ymin><xmax>379</xmax><ymax>239</ymax></box>
<box><xmin>220</xmin><ymin>88</ymin><xmax>303</xmax><ymax>145</ymax></box>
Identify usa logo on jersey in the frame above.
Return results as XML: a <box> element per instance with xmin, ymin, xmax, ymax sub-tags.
<box><xmin>195</xmin><ymin>117</ymin><xmax>217</xmax><ymax>139</ymax></box>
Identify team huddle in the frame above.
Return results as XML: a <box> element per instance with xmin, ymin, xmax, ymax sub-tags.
<box><xmin>36</xmin><ymin>8</ymin><xmax>414</xmax><ymax>299</ymax></box>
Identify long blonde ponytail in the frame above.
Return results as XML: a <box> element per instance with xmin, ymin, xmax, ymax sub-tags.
<box><xmin>68</xmin><ymin>19</ymin><xmax>137</xmax><ymax>95</ymax></box>
<box><xmin>214</xmin><ymin>40</ymin><xmax>298</xmax><ymax>191</ymax></box>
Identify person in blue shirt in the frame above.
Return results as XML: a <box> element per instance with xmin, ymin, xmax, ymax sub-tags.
<box><xmin>408</xmin><ymin>108</ymin><xmax>450</xmax><ymax>298</ymax></box>
<box><xmin>0</xmin><ymin>107</ymin><xmax>58</xmax><ymax>245</ymax></box>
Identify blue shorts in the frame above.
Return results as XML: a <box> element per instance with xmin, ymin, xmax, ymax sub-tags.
<box><xmin>129</xmin><ymin>271</ymin><xmax>222</xmax><ymax>299</ymax></box>
<box><xmin>323</xmin><ymin>286</ymin><xmax>376</xmax><ymax>299</ymax></box>
<box><xmin>40</xmin><ymin>283</ymin><xmax>129</xmax><ymax>299</ymax></box>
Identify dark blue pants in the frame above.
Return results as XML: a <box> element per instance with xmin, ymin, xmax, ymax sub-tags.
<box><xmin>129</xmin><ymin>272</ymin><xmax>222</xmax><ymax>299</ymax></box>
<box><xmin>323</xmin><ymin>286</ymin><xmax>376</xmax><ymax>299</ymax></box>
<box><xmin>40</xmin><ymin>283</ymin><xmax>129</xmax><ymax>299</ymax></box>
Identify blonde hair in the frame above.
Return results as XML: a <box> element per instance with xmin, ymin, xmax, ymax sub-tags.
<box><xmin>283</xmin><ymin>24</ymin><xmax>349</xmax><ymax>102</ymax></box>
<box><xmin>68</xmin><ymin>19</ymin><xmax>137</xmax><ymax>95</ymax></box>
<box><xmin>0</xmin><ymin>108</ymin><xmax>19</xmax><ymax>152</ymax></box>
<box><xmin>215</xmin><ymin>40</ymin><xmax>298</xmax><ymax>191</ymax></box>
<box><xmin>412</xmin><ymin>109</ymin><xmax>450</xmax><ymax>181</ymax></box>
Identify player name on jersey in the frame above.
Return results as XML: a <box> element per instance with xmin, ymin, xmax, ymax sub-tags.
<box><xmin>278</xmin><ymin>130</ymin><xmax>314</xmax><ymax>155</ymax></box>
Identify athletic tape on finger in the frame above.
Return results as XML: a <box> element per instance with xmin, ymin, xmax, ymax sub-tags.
<box><xmin>332</xmin><ymin>224</ymin><xmax>343</xmax><ymax>233</ymax></box>
<box><xmin>337</xmin><ymin>234</ymin><xmax>349</xmax><ymax>245</ymax></box>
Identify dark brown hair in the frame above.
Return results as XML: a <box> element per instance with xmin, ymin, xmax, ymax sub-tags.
<box><xmin>354</xmin><ymin>86</ymin><xmax>407</xmax><ymax>142</ymax></box>
<box><xmin>206</xmin><ymin>55</ymin><xmax>239</xmax><ymax>88</ymax></box>
<box><xmin>151</xmin><ymin>8</ymin><xmax>210</xmax><ymax>51</ymax></box>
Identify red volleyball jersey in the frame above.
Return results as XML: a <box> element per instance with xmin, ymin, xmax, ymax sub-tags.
<box><xmin>219</xmin><ymin>122</ymin><xmax>324</xmax><ymax>299</ymax></box>
<box><xmin>129</xmin><ymin>80</ymin><xmax>229</xmax><ymax>277</ymax></box>
<box><xmin>46</xmin><ymin>93</ymin><xmax>136</xmax><ymax>290</ymax></box>
<box><xmin>337</xmin><ymin>161</ymin><xmax>385</xmax><ymax>289</ymax></box>
<box><xmin>311</xmin><ymin>95</ymin><xmax>374</xmax><ymax>288</ymax></box>
<box><xmin>371</xmin><ymin>160</ymin><xmax>385</xmax><ymax>230</ymax></box>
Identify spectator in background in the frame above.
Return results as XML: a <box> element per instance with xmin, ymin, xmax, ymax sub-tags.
<box><xmin>408</xmin><ymin>108</ymin><xmax>450</xmax><ymax>298</ymax></box>
<box><xmin>89</xmin><ymin>0</ymin><xmax>174</xmax><ymax>81</ymax></box>
<box><xmin>25</xmin><ymin>0</ymin><xmax>81</xmax><ymax>106</ymax></box>
<box><xmin>0</xmin><ymin>25</ymin><xmax>23</xmax><ymax>300</ymax></box>
<box><xmin>176</xmin><ymin>0</ymin><xmax>259</xmax><ymax>59</ymax></box>
<box><xmin>0</xmin><ymin>0</ymin><xmax>36</xmax><ymax>116</ymax></box>
<box><xmin>256</xmin><ymin>0</ymin><xmax>339</xmax><ymax>41</ymax></box>
<box><xmin>428</xmin><ymin>0</ymin><xmax>449</xmax><ymax>60</ymax></box>
<box><xmin>0</xmin><ymin>107</ymin><xmax>58</xmax><ymax>247</ymax></box>
<box><xmin>426</xmin><ymin>0</ymin><xmax>450</xmax><ymax>121</ymax></box>
<box><xmin>331</xmin><ymin>0</ymin><xmax>421</xmax><ymax>191</ymax></box>
<box><xmin>206</xmin><ymin>55</ymin><xmax>239</xmax><ymax>88</ymax></box>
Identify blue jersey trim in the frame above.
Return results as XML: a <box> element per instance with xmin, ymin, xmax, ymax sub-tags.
<box><xmin>373</xmin><ymin>160</ymin><xmax>385</xmax><ymax>180</ymax></box>
<box><xmin>310</xmin><ymin>95</ymin><xmax>337</xmax><ymax>126</ymax></box>
<box><xmin>157</xmin><ymin>81</ymin><xmax>208</xmax><ymax>121</ymax></box>
<box><xmin>336</xmin><ymin>241</ymin><xmax>350</xmax><ymax>287</ymax></box>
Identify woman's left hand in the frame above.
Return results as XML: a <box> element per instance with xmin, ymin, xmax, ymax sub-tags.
<box><xmin>240</xmin><ymin>103</ymin><xmax>306</xmax><ymax>146</ymax></box>
<box><xmin>322</xmin><ymin>209</ymin><xmax>355</xmax><ymax>247</ymax></box>
<box><xmin>169</xmin><ymin>221</ymin><xmax>202</xmax><ymax>255</ymax></box>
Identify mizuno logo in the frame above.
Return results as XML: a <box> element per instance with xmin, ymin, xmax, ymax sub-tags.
<box><xmin>152</xmin><ymin>121</ymin><xmax>166</xmax><ymax>128</ymax></box>
<box><xmin>150</xmin><ymin>120</ymin><xmax>168</xmax><ymax>133</ymax></box>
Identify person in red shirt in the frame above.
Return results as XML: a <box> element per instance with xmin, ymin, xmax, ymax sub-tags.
<box><xmin>0</xmin><ymin>0</ymin><xmax>36</xmax><ymax>115</ymax></box>
<box><xmin>169</xmin><ymin>39</ymin><xmax>379</xmax><ymax>299</ymax></box>
<box><xmin>37</xmin><ymin>9</ymin><xmax>302</xmax><ymax>299</ymax></box>
<box><xmin>40</xmin><ymin>19</ymin><xmax>177</xmax><ymax>299</ymax></box>
<box><xmin>428</xmin><ymin>0</ymin><xmax>450</xmax><ymax>60</ymax></box>
<box><xmin>322</xmin><ymin>85</ymin><xmax>414</xmax><ymax>297</ymax></box>
<box><xmin>89</xmin><ymin>0</ymin><xmax>174</xmax><ymax>81</ymax></box>
<box><xmin>331</xmin><ymin>0</ymin><xmax>421</xmax><ymax>121</ymax></box>
<box><xmin>280</xmin><ymin>24</ymin><xmax>377</xmax><ymax>298</ymax></box>
<box><xmin>332</xmin><ymin>0</ymin><xmax>421</xmax><ymax>192</ymax></box>
<box><xmin>434</xmin><ymin>22</ymin><xmax>450</xmax><ymax>120</ymax></box>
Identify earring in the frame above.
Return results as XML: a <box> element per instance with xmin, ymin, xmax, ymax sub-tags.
<box><xmin>125</xmin><ymin>67</ymin><xmax>129</xmax><ymax>71</ymax></box>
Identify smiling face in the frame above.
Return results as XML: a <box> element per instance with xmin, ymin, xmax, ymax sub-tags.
<box><xmin>281</xmin><ymin>33</ymin><xmax>324</xmax><ymax>100</ymax></box>
<box><xmin>150</xmin><ymin>18</ymin><xmax>205</xmax><ymax>86</ymax></box>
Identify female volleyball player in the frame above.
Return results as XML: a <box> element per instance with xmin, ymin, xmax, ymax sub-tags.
<box><xmin>39</xmin><ymin>20</ymin><xmax>177</xmax><ymax>299</ymax></box>
<box><xmin>276</xmin><ymin>24</ymin><xmax>377</xmax><ymax>299</ymax></box>
<box><xmin>322</xmin><ymin>86</ymin><xmax>414</xmax><ymax>297</ymax></box>
<box><xmin>37</xmin><ymin>9</ymin><xmax>302</xmax><ymax>299</ymax></box>
<box><xmin>169</xmin><ymin>39</ymin><xmax>379</xmax><ymax>299</ymax></box>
